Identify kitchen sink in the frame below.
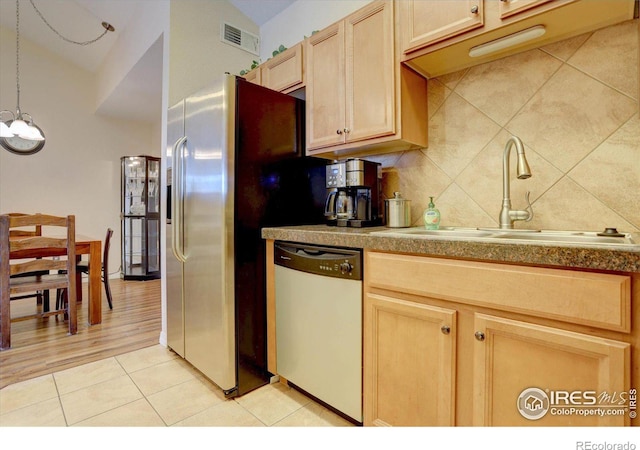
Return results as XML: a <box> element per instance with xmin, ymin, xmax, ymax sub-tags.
<box><xmin>371</xmin><ymin>227</ymin><xmax>496</xmax><ymax>238</ymax></box>
<box><xmin>371</xmin><ymin>227</ymin><xmax>640</xmax><ymax>247</ymax></box>
<box><xmin>492</xmin><ymin>230</ymin><xmax>639</xmax><ymax>245</ymax></box>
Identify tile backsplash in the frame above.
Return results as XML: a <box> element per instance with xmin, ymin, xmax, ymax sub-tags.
<box><xmin>371</xmin><ymin>19</ymin><xmax>639</xmax><ymax>233</ymax></box>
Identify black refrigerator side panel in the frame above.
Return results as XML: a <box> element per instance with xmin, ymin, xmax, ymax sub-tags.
<box><xmin>259</xmin><ymin>158</ymin><xmax>328</xmax><ymax>226</ymax></box>
<box><xmin>233</xmin><ymin>78</ymin><xmax>328</xmax><ymax>396</ymax></box>
<box><xmin>235</xmin><ymin>77</ymin><xmax>303</xmax><ymax>161</ymax></box>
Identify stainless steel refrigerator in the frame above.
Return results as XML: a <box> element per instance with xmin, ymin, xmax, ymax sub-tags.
<box><xmin>166</xmin><ymin>74</ymin><xmax>326</xmax><ymax>398</ymax></box>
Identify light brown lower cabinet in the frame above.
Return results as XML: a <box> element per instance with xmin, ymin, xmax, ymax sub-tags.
<box><xmin>364</xmin><ymin>293</ymin><xmax>456</xmax><ymax>426</ymax></box>
<box><xmin>473</xmin><ymin>314</ymin><xmax>630</xmax><ymax>426</ymax></box>
<box><xmin>363</xmin><ymin>250</ymin><xmax>636</xmax><ymax>427</ymax></box>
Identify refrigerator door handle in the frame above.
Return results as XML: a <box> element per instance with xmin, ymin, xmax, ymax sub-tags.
<box><xmin>171</xmin><ymin>135</ymin><xmax>188</xmax><ymax>262</ymax></box>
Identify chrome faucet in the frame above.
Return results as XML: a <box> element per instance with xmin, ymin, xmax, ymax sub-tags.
<box><xmin>499</xmin><ymin>136</ymin><xmax>534</xmax><ymax>229</ymax></box>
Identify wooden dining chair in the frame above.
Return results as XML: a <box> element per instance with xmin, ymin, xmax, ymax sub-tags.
<box><xmin>81</xmin><ymin>227</ymin><xmax>114</xmax><ymax>310</ymax></box>
<box><xmin>7</xmin><ymin>213</ymin><xmax>51</xmax><ymax>312</ymax></box>
<box><xmin>57</xmin><ymin>228</ymin><xmax>114</xmax><ymax>310</ymax></box>
<box><xmin>0</xmin><ymin>213</ymin><xmax>77</xmax><ymax>350</ymax></box>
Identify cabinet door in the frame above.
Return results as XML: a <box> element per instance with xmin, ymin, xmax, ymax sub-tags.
<box><xmin>262</xmin><ymin>42</ymin><xmax>304</xmax><ymax>93</ymax></box>
<box><xmin>146</xmin><ymin>158</ymin><xmax>161</xmax><ymax>214</ymax></box>
<box><xmin>306</xmin><ymin>22</ymin><xmax>346</xmax><ymax>150</ymax></box>
<box><xmin>364</xmin><ymin>293</ymin><xmax>456</xmax><ymax>426</ymax></box>
<box><xmin>499</xmin><ymin>0</ymin><xmax>554</xmax><ymax>19</ymax></box>
<box><xmin>243</xmin><ymin>67</ymin><xmax>261</xmax><ymax>85</ymax></box>
<box><xmin>400</xmin><ymin>0</ymin><xmax>484</xmax><ymax>54</ymax></box>
<box><xmin>345</xmin><ymin>0</ymin><xmax>395</xmax><ymax>144</ymax></box>
<box><xmin>473</xmin><ymin>314</ymin><xmax>630</xmax><ymax>426</ymax></box>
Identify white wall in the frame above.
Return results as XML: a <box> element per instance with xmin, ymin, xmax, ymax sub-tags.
<box><xmin>259</xmin><ymin>0</ymin><xmax>372</xmax><ymax>62</ymax></box>
<box><xmin>168</xmin><ymin>0</ymin><xmax>260</xmax><ymax>105</ymax></box>
<box><xmin>96</xmin><ymin>1</ymin><xmax>169</xmax><ymax>115</ymax></box>
<box><xmin>0</xmin><ymin>26</ymin><xmax>156</xmax><ymax>278</ymax></box>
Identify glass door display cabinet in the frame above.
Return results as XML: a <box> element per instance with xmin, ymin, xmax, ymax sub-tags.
<box><xmin>121</xmin><ymin>155</ymin><xmax>161</xmax><ymax>280</ymax></box>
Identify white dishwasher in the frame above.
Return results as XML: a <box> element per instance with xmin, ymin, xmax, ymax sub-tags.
<box><xmin>274</xmin><ymin>241</ymin><xmax>362</xmax><ymax>424</ymax></box>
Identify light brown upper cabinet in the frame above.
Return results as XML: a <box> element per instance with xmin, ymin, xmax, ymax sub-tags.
<box><xmin>261</xmin><ymin>42</ymin><xmax>305</xmax><ymax>94</ymax></box>
<box><xmin>242</xmin><ymin>67</ymin><xmax>261</xmax><ymax>85</ymax></box>
<box><xmin>401</xmin><ymin>0</ymin><xmax>485</xmax><ymax>53</ymax></box>
<box><xmin>401</xmin><ymin>0</ymin><xmax>636</xmax><ymax>78</ymax></box>
<box><xmin>242</xmin><ymin>43</ymin><xmax>304</xmax><ymax>93</ymax></box>
<box><xmin>306</xmin><ymin>0</ymin><xmax>427</xmax><ymax>158</ymax></box>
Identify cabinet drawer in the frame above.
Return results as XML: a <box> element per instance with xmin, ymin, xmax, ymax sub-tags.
<box><xmin>262</xmin><ymin>42</ymin><xmax>304</xmax><ymax>93</ymax></box>
<box><xmin>366</xmin><ymin>252</ymin><xmax>631</xmax><ymax>332</ymax></box>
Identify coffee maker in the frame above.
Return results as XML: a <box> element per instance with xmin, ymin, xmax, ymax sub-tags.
<box><xmin>324</xmin><ymin>158</ymin><xmax>381</xmax><ymax>227</ymax></box>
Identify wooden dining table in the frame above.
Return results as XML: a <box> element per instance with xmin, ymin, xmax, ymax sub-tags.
<box><xmin>8</xmin><ymin>235</ymin><xmax>103</xmax><ymax>325</ymax></box>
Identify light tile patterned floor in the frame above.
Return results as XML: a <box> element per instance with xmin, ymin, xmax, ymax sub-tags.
<box><xmin>2</xmin><ymin>345</ymin><xmax>630</xmax><ymax>449</ymax></box>
<box><xmin>0</xmin><ymin>344</ymin><xmax>353</xmax><ymax>427</ymax></box>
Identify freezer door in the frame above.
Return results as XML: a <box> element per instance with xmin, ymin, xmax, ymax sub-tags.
<box><xmin>166</xmin><ymin>100</ymin><xmax>185</xmax><ymax>357</ymax></box>
<box><xmin>183</xmin><ymin>75</ymin><xmax>237</xmax><ymax>392</ymax></box>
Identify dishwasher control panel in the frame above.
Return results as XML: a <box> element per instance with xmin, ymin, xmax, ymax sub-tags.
<box><xmin>274</xmin><ymin>241</ymin><xmax>362</xmax><ymax>280</ymax></box>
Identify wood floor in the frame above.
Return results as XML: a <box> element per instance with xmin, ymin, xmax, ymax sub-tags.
<box><xmin>0</xmin><ymin>278</ymin><xmax>162</xmax><ymax>390</ymax></box>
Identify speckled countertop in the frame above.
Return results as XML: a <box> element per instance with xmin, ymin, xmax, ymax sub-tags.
<box><xmin>262</xmin><ymin>225</ymin><xmax>640</xmax><ymax>274</ymax></box>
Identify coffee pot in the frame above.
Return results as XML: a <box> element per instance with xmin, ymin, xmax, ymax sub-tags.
<box><xmin>324</xmin><ymin>189</ymin><xmax>338</xmax><ymax>221</ymax></box>
<box><xmin>335</xmin><ymin>190</ymin><xmax>355</xmax><ymax>219</ymax></box>
<box><xmin>324</xmin><ymin>158</ymin><xmax>382</xmax><ymax>227</ymax></box>
<box><xmin>324</xmin><ymin>189</ymin><xmax>355</xmax><ymax>220</ymax></box>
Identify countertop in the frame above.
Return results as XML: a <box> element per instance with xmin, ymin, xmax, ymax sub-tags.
<box><xmin>262</xmin><ymin>224</ymin><xmax>640</xmax><ymax>274</ymax></box>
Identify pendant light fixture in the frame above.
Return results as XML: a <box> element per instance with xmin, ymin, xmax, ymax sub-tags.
<box><xmin>0</xmin><ymin>0</ymin><xmax>115</xmax><ymax>155</ymax></box>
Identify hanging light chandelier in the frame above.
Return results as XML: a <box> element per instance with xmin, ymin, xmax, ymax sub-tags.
<box><xmin>0</xmin><ymin>0</ymin><xmax>115</xmax><ymax>155</ymax></box>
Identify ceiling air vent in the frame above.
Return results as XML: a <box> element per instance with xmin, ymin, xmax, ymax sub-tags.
<box><xmin>221</xmin><ymin>22</ymin><xmax>259</xmax><ymax>56</ymax></box>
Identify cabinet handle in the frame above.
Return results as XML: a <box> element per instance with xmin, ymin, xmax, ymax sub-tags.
<box><xmin>336</xmin><ymin>129</ymin><xmax>343</xmax><ymax>135</ymax></box>
<box><xmin>441</xmin><ymin>325</ymin><xmax>451</xmax><ymax>335</ymax></box>
<box><xmin>343</xmin><ymin>128</ymin><xmax>351</xmax><ymax>134</ymax></box>
<box><xmin>474</xmin><ymin>331</ymin><xmax>485</xmax><ymax>341</ymax></box>
<box><xmin>471</xmin><ymin>5</ymin><xmax>479</xmax><ymax>14</ymax></box>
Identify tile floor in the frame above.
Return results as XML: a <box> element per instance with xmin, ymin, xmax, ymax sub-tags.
<box><xmin>2</xmin><ymin>345</ymin><xmax>630</xmax><ymax>449</ymax></box>
<box><xmin>0</xmin><ymin>344</ymin><xmax>353</xmax><ymax>427</ymax></box>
